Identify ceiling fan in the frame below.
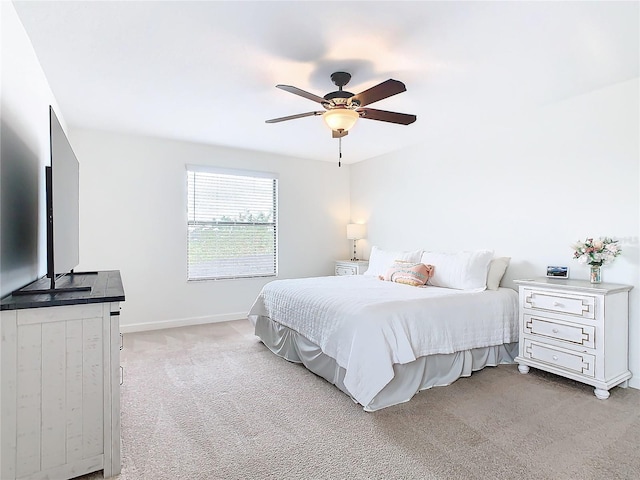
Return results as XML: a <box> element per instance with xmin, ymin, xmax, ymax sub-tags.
<box><xmin>265</xmin><ymin>72</ymin><xmax>417</xmax><ymax>139</ymax></box>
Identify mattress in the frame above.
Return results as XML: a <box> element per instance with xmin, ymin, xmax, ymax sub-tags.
<box><xmin>248</xmin><ymin>275</ymin><xmax>519</xmax><ymax>409</ymax></box>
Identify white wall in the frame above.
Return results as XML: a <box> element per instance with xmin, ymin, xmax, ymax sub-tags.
<box><xmin>0</xmin><ymin>2</ymin><xmax>63</xmax><ymax>296</ymax></box>
<box><xmin>351</xmin><ymin>78</ymin><xmax>640</xmax><ymax>388</ymax></box>
<box><xmin>70</xmin><ymin>129</ymin><xmax>351</xmax><ymax>331</ymax></box>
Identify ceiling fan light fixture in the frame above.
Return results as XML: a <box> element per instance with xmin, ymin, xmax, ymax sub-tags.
<box><xmin>323</xmin><ymin>108</ymin><xmax>359</xmax><ymax>133</ymax></box>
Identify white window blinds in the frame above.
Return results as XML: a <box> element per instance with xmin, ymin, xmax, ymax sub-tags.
<box><xmin>187</xmin><ymin>166</ymin><xmax>278</xmax><ymax>280</ymax></box>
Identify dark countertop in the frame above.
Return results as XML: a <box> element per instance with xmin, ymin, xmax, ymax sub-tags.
<box><xmin>1</xmin><ymin>270</ymin><xmax>125</xmax><ymax>310</ymax></box>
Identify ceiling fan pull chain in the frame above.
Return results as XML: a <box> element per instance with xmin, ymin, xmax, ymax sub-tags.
<box><xmin>338</xmin><ymin>136</ymin><xmax>342</xmax><ymax>167</ymax></box>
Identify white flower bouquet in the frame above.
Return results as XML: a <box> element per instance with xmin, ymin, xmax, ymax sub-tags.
<box><xmin>572</xmin><ymin>237</ymin><xmax>621</xmax><ymax>266</ymax></box>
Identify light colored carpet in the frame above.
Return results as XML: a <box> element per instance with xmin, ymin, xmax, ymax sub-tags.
<box><xmin>83</xmin><ymin>320</ymin><xmax>640</xmax><ymax>480</ymax></box>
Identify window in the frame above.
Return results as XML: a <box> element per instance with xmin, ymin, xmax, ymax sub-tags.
<box><xmin>187</xmin><ymin>166</ymin><xmax>278</xmax><ymax>280</ymax></box>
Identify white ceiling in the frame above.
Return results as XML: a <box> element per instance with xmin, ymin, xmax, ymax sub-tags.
<box><xmin>13</xmin><ymin>1</ymin><xmax>639</xmax><ymax>164</ymax></box>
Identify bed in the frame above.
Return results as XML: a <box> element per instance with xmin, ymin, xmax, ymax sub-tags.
<box><xmin>247</xmin><ymin>249</ymin><xmax>519</xmax><ymax>411</ymax></box>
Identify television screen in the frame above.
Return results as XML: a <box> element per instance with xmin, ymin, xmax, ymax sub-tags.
<box><xmin>48</xmin><ymin>105</ymin><xmax>79</xmax><ymax>278</ymax></box>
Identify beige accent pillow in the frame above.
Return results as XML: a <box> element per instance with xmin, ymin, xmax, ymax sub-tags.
<box><xmin>486</xmin><ymin>257</ymin><xmax>511</xmax><ymax>290</ymax></box>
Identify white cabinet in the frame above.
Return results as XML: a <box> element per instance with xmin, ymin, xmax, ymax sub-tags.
<box><xmin>1</xmin><ymin>271</ymin><xmax>124</xmax><ymax>479</ymax></box>
<box><xmin>335</xmin><ymin>260</ymin><xmax>369</xmax><ymax>276</ymax></box>
<box><xmin>514</xmin><ymin>278</ymin><xmax>632</xmax><ymax>399</ymax></box>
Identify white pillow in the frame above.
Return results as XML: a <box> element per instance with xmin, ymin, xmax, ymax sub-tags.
<box><xmin>420</xmin><ymin>250</ymin><xmax>494</xmax><ymax>291</ymax></box>
<box><xmin>486</xmin><ymin>257</ymin><xmax>511</xmax><ymax>291</ymax></box>
<box><xmin>364</xmin><ymin>246</ymin><xmax>423</xmax><ymax>277</ymax></box>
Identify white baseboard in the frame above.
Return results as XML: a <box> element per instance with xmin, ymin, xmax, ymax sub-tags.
<box><xmin>120</xmin><ymin>312</ymin><xmax>247</xmax><ymax>333</ymax></box>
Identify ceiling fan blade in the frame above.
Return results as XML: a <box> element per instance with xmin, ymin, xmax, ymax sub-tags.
<box><xmin>351</xmin><ymin>79</ymin><xmax>407</xmax><ymax>107</ymax></box>
<box><xmin>265</xmin><ymin>111</ymin><xmax>324</xmax><ymax>123</ymax></box>
<box><xmin>357</xmin><ymin>108</ymin><xmax>417</xmax><ymax>125</ymax></box>
<box><xmin>276</xmin><ymin>85</ymin><xmax>327</xmax><ymax>104</ymax></box>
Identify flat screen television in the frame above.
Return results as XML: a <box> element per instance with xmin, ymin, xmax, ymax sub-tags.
<box><xmin>46</xmin><ymin>105</ymin><xmax>82</xmax><ymax>288</ymax></box>
<box><xmin>14</xmin><ymin>106</ymin><xmax>87</xmax><ymax>295</ymax></box>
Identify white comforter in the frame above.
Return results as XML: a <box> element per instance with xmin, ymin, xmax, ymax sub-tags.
<box><xmin>248</xmin><ymin>275</ymin><xmax>518</xmax><ymax>407</ymax></box>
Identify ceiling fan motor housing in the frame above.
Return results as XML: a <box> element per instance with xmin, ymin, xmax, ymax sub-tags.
<box><xmin>324</xmin><ymin>71</ymin><xmax>360</xmax><ymax>109</ymax></box>
<box><xmin>323</xmin><ymin>91</ymin><xmax>359</xmax><ymax>109</ymax></box>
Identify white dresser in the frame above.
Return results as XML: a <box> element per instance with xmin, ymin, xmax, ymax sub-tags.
<box><xmin>513</xmin><ymin>278</ymin><xmax>632</xmax><ymax>399</ymax></box>
<box><xmin>1</xmin><ymin>271</ymin><xmax>125</xmax><ymax>479</ymax></box>
<box><xmin>335</xmin><ymin>260</ymin><xmax>369</xmax><ymax>276</ymax></box>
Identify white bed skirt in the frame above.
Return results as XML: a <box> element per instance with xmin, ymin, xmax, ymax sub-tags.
<box><xmin>252</xmin><ymin>315</ymin><xmax>518</xmax><ymax>412</ymax></box>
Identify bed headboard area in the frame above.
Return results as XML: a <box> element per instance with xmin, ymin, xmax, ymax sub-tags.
<box><xmin>364</xmin><ymin>246</ymin><xmax>511</xmax><ymax>292</ymax></box>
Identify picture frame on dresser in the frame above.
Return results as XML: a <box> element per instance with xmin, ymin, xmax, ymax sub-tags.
<box><xmin>546</xmin><ymin>265</ymin><xmax>569</xmax><ymax>278</ymax></box>
<box><xmin>513</xmin><ymin>278</ymin><xmax>632</xmax><ymax>400</ymax></box>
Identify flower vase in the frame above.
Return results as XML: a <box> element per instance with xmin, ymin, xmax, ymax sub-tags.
<box><xmin>589</xmin><ymin>264</ymin><xmax>602</xmax><ymax>284</ymax></box>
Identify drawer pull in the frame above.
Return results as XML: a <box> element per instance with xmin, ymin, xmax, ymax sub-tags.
<box><xmin>552</xmin><ymin>355</ymin><xmax>559</xmax><ymax>361</ymax></box>
<box><xmin>553</xmin><ymin>301</ymin><xmax>564</xmax><ymax>307</ymax></box>
<box><xmin>552</xmin><ymin>328</ymin><xmax>559</xmax><ymax>334</ymax></box>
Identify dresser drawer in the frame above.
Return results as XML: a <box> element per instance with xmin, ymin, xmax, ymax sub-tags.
<box><xmin>523</xmin><ymin>288</ymin><xmax>595</xmax><ymax>319</ymax></box>
<box><xmin>335</xmin><ymin>265</ymin><xmax>357</xmax><ymax>276</ymax></box>
<box><xmin>523</xmin><ymin>314</ymin><xmax>595</xmax><ymax>348</ymax></box>
<box><xmin>522</xmin><ymin>339</ymin><xmax>595</xmax><ymax>377</ymax></box>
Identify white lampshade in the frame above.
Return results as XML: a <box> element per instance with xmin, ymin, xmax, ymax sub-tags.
<box><xmin>346</xmin><ymin>223</ymin><xmax>366</xmax><ymax>240</ymax></box>
<box><xmin>323</xmin><ymin>109</ymin><xmax>359</xmax><ymax>132</ymax></box>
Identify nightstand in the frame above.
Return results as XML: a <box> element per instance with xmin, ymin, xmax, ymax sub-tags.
<box><xmin>335</xmin><ymin>260</ymin><xmax>369</xmax><ymax>276</ymax></box>
<box><xmin>513</xmin><ymin>278</ymin><xmax>632</xmax><ymax>399</ymax></box>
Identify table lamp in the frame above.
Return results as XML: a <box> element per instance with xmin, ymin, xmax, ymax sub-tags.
<box><xmin>346</xmin><ymin>223</ymin><xmax>367</xmax><ymax>261</ymax></box>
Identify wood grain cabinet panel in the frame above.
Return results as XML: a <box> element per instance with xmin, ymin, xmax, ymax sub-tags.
<box><xmin>1</xmin><ymin>271</ymin><xmax>125</xmax><ymax>480</ymax></box>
